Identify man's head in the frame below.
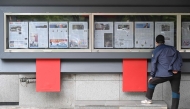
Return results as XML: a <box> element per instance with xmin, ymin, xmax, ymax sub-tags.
<box><xmin>156</xmin><ymin>35</ymin><xmax>165</xmax><ymax>46</ymax></box>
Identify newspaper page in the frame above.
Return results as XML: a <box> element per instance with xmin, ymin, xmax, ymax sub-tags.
<box><xmin>9</xmin><ymin>22</ymin><xmax>28</xmax><ymax>48</ymax></box>
<box><xmin>69</xmin><ymin>22</ymin><xmax>88</xmax><ymax>48</ymax></box>
<box><xmin>135</xmin><ymin>22</ymin><xmax>154</xmax><ymax>48</ymax></box>
<box><xmin>29</xmin><ymin>22</ymin><xmax>48</xmax><ymax>48</ymax></box>
<box><xmin>114</xmin><ymin>22</ymin><xmax>133</xmax><ymax>48</ymax></box>
<box><xmin>94</xmin><ymin>22</ymin><xmax>113</xmax><ymax>48</ymax></box>
<box><xmin>155</xmin><ymin>22</ymin><xmax>174</xmax><ymax>46</ymax></box>
<box><xmin>49</xmin><ymin>22</ymin><xmax>68</xmax><ymax>48</ymax></box>
<box><xmin>182</xmin><ymin>22</ymin><xmax>190</xmax><ymax>48</ymax></box>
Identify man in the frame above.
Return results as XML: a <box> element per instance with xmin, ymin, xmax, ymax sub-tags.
<box><xmin>141</xmin><ymin>35</ymin><xmax>183</xmax><ymax>109</ymax></box>
<box><xmin>144</xmin><ymin>23</ymin><xmax>150</xmax><ymax>28</ymax></box>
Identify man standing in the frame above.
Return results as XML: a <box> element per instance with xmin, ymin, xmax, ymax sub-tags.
<box><xmin>141</xmin><ymin>35</ymin><xmax>183</xmax><ymax>109</ymax></box>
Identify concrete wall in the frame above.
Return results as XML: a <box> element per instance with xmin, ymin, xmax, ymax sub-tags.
<box><xmin>0</xmin><ymin>75</ymin><xmax>19</xmax><ymax>102</ymax></box>
<box><xmin>1</xmin><ymin>74</ymin><xmax>189</xmax><ymax>109</ymax></box>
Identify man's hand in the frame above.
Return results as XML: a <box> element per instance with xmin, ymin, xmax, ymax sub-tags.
<box><xmin>173</xmin><ymin>70</ymin><xmax>178</xmax><ymax>74</ymax></box>
<box><xmin>148</xmin><ymin>77</ymin><xmax>153</xmax><ymax>82</ymax></box>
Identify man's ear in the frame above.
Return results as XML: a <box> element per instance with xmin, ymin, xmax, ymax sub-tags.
<box><xmin>155</xmin><ymin>42</ymin><xmax>158</xmax><ymax>46</ymax></box>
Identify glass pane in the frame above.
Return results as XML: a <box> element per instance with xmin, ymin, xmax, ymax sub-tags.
<box><xmin>181</xmin><ymin>15</ymin><xmax>190</xmax><ymax>49</ymax></box>
<box><xmin>94</xmin><ymin>15</ymin><xmax>176</xmax><ymax>49</ymax></box>
<box><xmin>6</xmin><ymin>15</ymin><xmax>89</xmax><ymax>49</ymax></box>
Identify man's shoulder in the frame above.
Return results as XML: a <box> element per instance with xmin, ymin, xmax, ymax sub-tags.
<box><xmin>163</xmin><ymin>45</ymin><xmax>177</xmax><ymax>51</ymax></box>
<box><xmin>154</xmin><ymin>44</ymin><xmax>177</xmax><ymax>56</ymax></box>
<box><xmin>163</xmin><ymin>44</ymin><xmax>174</xmax><ymax>48</ymax></box>
<box><xmin>154</xmin><ymin>44</ymin><xmax>168</xmax><ymax>52</ymax></box>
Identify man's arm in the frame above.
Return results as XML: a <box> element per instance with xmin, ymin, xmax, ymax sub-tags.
<box><xmin>172</xmin><ymin>51</ymin><xmax>183</xmax><ymax>72</ymax></box>
<box><xmin>168</xmin><ymin>47</ymin><xmax>178</xmax><ymax>71</ymax></box>
<box><xmin>150</xmin><ymin>52</ymin><xmax>159</xmax><ymax>78</ymax></box>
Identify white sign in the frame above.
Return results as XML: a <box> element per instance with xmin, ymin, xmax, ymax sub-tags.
<box><xmin>135</xmin><ymin>22</ymin><xmax>154</xmax><ymax>48</ymax></box>
<box><xmin>182</xmin><ymin>22</ymin><xmax>190</xmax><ymax>48</ymax></box>
<box><xmin>49</xmin><ymin>22</ymin><xmax>68</xmax><ymax>48</ymax></box>
<box><xmin>69</xmin><ymin>22</ymin><xmax>88</xmax><ymax>48</ymax></box>
<box><xmin>9</xmin><ymin>22</ymin><xmax>28</xmax><ymax>48</ymax></box>
<box><xmin>114</xmin><ymin>22</ymin><xmax>133</xmax><ymax>48</ymax></box>
<box><xmin>29</xmin><ymin>22</ymin><xmax>48</xmax><ymax>48</ymax></box>
<box><xmin>155</xmin><ymin>22</ymin><xmax>174</xmax><ymax>46</ymax></box>
<box><xmin>94</xmin><ymin>22</ymin><xmax>113</xmax><ymax>48</ymax></box>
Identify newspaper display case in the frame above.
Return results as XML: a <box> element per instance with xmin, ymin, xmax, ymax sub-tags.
<box><xmin>4</xmin><ymin>13</ymin><xmax>92</xmax><ymax>52</ymax></box>
<box><xmin>3</xmin><ymin>13</ymin><xmax>190</xmax><ymax>59</ymax></box>
<box><xmin>92</xmin><ymin>13</ymin><xmax>178</xmax><ymax>52</ymax></box>
<box><xmin>180</xmin><ymin>14</ymin><xmax>190</xmax><ymax>52</ymax></box>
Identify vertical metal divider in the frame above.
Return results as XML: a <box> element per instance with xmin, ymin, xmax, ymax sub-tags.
<box><xmin>4</xmin><ymin>13</ymin><xmax>7</xmax><ymax>52</ymax></box>
<box><xmin>91</xmin><ymin>13</ymin><xmax>94</xmax><ymax>52</ymax></box>
<box><xmin>89</xmin><ymin>13</ymin><xmax>92</xmax><ymax>52</ymax></box>
<box><xmin>177</xmin><ymin>14</ymin><xmax>182</xmax><ymax>51</ymax></box>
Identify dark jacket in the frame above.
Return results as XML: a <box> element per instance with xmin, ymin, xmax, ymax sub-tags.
<box><xmin>151</xmin><ymin>44</ymin><xmax>183</xmax><ymax>77</ymax></box>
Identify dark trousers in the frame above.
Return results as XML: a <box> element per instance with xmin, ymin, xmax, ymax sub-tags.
<box><xmin>146</xmin><ymin>72</ymin><xmax>181</xmax><ymax>109</ymax></box>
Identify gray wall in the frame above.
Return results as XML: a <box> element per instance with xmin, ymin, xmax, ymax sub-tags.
<box><xmin>0</xmin><ymin>75</ymin><xmax>19</xmax><ymax>102</ymax></box>
<box><xmin>0</xmin><ymin>0</ymin><xmax>190</xmax><ymax>6</ymax></box>
<box><xmin>1</xmin><ymin>74</ymin><xmax>190</xmax><ymax>109</ymax></box>
<box><xmin>0</xmin><ymin>1</ymin><xmax>190</xmax><ymax>109</ymax></box>
<box><xmin>0</xmin><ymin>59</ymin><xmax>190</xmax><ymax>73</ymax></box>
<box><xmin>0</xmin><ymin>6</ymin><xmax>190</xmax><ymax>73</ymax></box>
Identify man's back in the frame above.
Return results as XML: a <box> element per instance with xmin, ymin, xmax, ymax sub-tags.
<box><xmin>151</xmin><ymin>44</ymin><xmax>177</xmax><ymax>77</ymax></box>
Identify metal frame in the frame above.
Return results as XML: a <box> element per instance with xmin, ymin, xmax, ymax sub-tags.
<box><xmin>179</xmin><ymin>13</ymin><xmax>190</xmax><ymax>52</ymax></box>
<box><xmin>177</xmin><ymin>14</ymin><xmax>182</xmax><ymax>52</ymax></box>
<box><xmin>4</xmin><ymin>13</ymin><xmax>92</xmax><ymax>52</ymax></box>
<box><xmin>91</xmin><ymin>13</ymin><xmax>180</xmax><ymax>52</ymax></box>
<box><xmin>4</xmin><ymin>13</ymin><xmax>190</xmax><ymax>53</ymax></box>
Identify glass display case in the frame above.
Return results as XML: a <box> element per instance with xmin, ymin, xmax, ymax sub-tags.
<box><xmin>92</xmin><ymin>13</ymin><xmax>177</xmax><ymax>52</ymax></box>
<box><xmin>4</xmin><ymin>13</ymin><xmax>92</xmax><ymax>52</ymax></box>
<box><xmin>4</xmin><ymin>13</ymin><xmax>184</xmax><ymax>53</ymax></box>
<box><xmin>181</xmin><ymin>14</ymin><xmax>190</xmax><ymax>52</ymax></box>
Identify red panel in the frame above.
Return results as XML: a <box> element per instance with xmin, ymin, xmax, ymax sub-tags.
<box><xmin>36</xmin><ymin>59</ymin><xmax>60</xmax><ymax>92</ymax></box>
<box><xmin>123</xmin><ymin>59</ymin><xmax>147</xmax><ymax>92</ymax></box>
